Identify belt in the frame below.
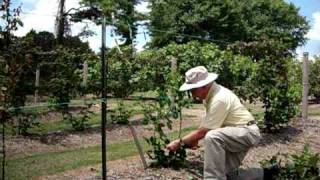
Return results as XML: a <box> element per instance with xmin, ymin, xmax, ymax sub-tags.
<box><xmin>246</xmin><ymin>120</ymin><xmax>256</xmax><ymax>126</ymax></box>
<box><xmin>227</xmin><ymin>120</ymin><xmax>256</xmax><ymax>127</ymax></box>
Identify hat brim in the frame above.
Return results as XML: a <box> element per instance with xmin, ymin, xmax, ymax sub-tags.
<box><xmin>179</xmin><ymin>73</ymin><xmax>218</xmax><ymax>91</ymax></box>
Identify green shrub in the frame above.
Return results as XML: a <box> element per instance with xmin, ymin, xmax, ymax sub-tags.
<box><xmin>107</xmin><ymin>46</ymin><xmax>140</xmax><ymax>98</ymax></box>
<box><xmin>310</xmin><ymin>57</ymin><xmax>320</xmax><ymax>101</ymax></box>
<box><xmin>63</xmin><ymin>103</ymin><xmax>93</xmax><ymax>131</ymax></box>
<box><xmin>108</xmin><ymin>100</ymin><xmax>132</xmax><ymax>125</ymax></box>
<box><xmin>141</xmin><ymin>68</ymin><xmax>192</xmax><ymax>169</ymax></box>
<box><xmin>9</xmin><ymin>111</ymin><xmax>40</xmax><ymax>135</ymax></box>
<box><xmin>141</xmin><ymin>91</ymin><xmax>187</xmax><ymax>169</ymax></box>
<box><xmin>136</xmin><ymin>41</ymin><xmax>256</xmax><ymax>101</ymax></box>
<box><xmin>260</xmin><ymin>145</ymin><xmax>320</xmax><ymax>179</ymax></box>
<box><xmin>255</xmin><ymin>57</ymin><xmax>302</xmax><ymax>132</ymax></box>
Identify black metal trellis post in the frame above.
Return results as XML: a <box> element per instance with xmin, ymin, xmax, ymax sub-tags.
<box><xmin>1</xmin><ymin>109</ymin><xmax>8</xmax><ymax>180</ymax></box>
<box><xmin>1</xmin><ymin>120</ymin><xmax>5</xmax><ymax>180</ymax></box>
<box><xmin>101</xmin><ymin>15</ymin><xmax>107</xmax><ymax>180</ymax></box>
<box><xmin>2</xmin><ymin>1</ymin><xmax>11</xmax><ymax>178</ymax></box>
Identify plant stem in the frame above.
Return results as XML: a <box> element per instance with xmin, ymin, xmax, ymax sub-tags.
<box><xmin>178</xmin><ymin>108</ymin><xmax>182</xmax><ymax>139</ymax></box>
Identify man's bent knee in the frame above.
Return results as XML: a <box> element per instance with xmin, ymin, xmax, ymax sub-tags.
<box><xmin>204</xmin><ymin>129</ymin><xmax>224</xmax><ymax>145</ymax></box>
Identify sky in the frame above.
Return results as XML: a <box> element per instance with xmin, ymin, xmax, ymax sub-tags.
<box><xmin>286</xmin><ymin>0</ymin><xmax>320</xmax><ymax>59</ymax></box>
<box><xmin>6</xmin><ymin>0</ymin><xmax>320</xmax><ymax>59</ymax></box>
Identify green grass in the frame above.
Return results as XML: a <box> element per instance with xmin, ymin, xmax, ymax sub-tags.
<box><xmin>131</xmin><ymin>91</ymin><xmax>157</xmax><ymax>98</ymax></box>
<box><xmin>4</xmin><ymin>99</ymin><xmax>148</xmax><ymax>135</ymax></box>
<box><xmin>28</xmin><ymin>114</ymin><xmax>102</xmax><ymax>134</ymax></box>
<box><xmin>308</xmin><ymin>105</ymin><xmax>320</xmax><ymax>116</ymax></box>
<box><xmin>5</xmin><ymin>126</ymin><xmax>196</xmax><ymax>180</ymax></box>
<box><xmin>309</xmin><ymin>112</ymin><xmax>320</xmax><ymax>116</ymax></box>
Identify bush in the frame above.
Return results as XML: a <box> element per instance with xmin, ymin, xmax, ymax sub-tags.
<box><xmin>108</xmin><ymin>100</ymin><xmax>132</xmax><ymax>125</ymax></box>
<box><xmin>86</xmin><ymin>46</ymin><xmax>140</xmax><ymax>98</ymax></box>
<box><xmin>141</xmin><ymin>91</ymin><xmax>187</xmax><ymax>169</ymax></box>
<box><xmin>310</xmin><ymin>57</ymin><xmax>320</xmax><ymax>101</ymax></box>
<box><xmin>136</xmin><ymin>41</ymin><xmax>256</xmax><ymax>101</ymax></box>
<box><xmin>260</xmin><ymin>145</ymin><xmax>320</xmax><ymax>180</ymax></box>
<box><xmin>8</xmin><ymin>110</ymin><xmax>39</xmax><ymax>135</ymax></box>
<box><xmin>63</xmin><ymin>103</ymin><xmax>93</xmax><ymax>131</ymax></box>
<box><xmin>107</xmin><ymin>46</ymin><xmax>140</xmax><ymax>98</ymax></box>
<box><xmin>256</xmin><ymin>58</ymin><xmax>302</xmax><ymax>131</ymax></box>
<box><xmin>141</xmin><ymin>68</ymin><xmax>192</xmax><ymax>169</ymax></box>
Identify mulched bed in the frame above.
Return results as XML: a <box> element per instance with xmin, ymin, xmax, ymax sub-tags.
<box><xmin>41</xmin><ymin>116</ymin><xmax>320</xmax><ymax>180</ymax></box>
<box><xmin>5</xmin><ymin>107</ymin><xmax>203</xmax><ymax>157</ymax></box>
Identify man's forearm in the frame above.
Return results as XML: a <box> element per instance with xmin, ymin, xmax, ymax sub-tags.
<box><xmin>181</xmin><ymin>127</ymin><xmax>210</xmax><ymax>147</ymax></box>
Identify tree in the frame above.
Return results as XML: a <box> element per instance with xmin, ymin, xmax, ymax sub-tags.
<box><xmin>0</xmin><ymin>0</ymin><xmax>25</xmax><ymax>108</ymax></box>
<box><xmin>148</xmin><ymin>0</ymin><xmax>309</xmax><ymax>52</ymax></box>
<box><xmin>25</xmin><ymin>30</ymin><xmax>56</xmax><ymax>51</ymax></box>
<box><xmin>71</xmin><ymin>0</ymin><xmax>144</xmax><ymax>46</ymax></box>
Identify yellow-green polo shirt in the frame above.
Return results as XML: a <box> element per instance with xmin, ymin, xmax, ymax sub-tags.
<box><xmin>200</xmin><ymin>83</ymin><xmax>254</xmax><ymax>129</ymax></box>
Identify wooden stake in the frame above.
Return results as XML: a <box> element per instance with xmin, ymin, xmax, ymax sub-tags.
<box><xmin>128</xmin><ymin>123</ymin><xmax>148</xmax><ymax>169</ymax></box>
<box><xmin>302</xmin><ymin>52</ymin><xmax>309</xmax><ymax>122</ymax></box>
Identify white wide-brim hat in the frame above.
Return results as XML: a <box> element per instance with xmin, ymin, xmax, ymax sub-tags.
<box><xmin>179</xmin><ymin>66</ymin><xmax>218</xmax><ymax>91</ymax></box>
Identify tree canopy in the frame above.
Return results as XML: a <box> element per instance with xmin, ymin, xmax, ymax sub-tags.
<box><xmin>75</xmin><ymin>0</ymin><xmax>145</xmax><ymax>45</ymax></box>
<box><xmin>148</xmin><ymin>0</ymin><xmax>309</xmax><ymax>54</ymax></box>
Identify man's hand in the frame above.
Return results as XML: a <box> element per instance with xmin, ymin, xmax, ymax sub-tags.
<box><xmin>166</xmin><ymin>139</ymin><xmax>200</xmax><ymax>151</ymax></box>
<box><xmin>166</xmin><ymin>127</ymin><xmax>209</xmax><ymax>152</ymax></box>
<box><xmin>166</xmin><ymin>139</ymin><xmax>181</xmax><ymax>152</ymax></box>
<box><xmin>189</xmin><ymin>140</ymin><xmax>200</xmax><ymax>150</ymax></box>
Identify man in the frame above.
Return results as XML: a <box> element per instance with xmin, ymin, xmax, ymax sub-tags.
<box><xmin>166</xmin><ymin>66</ymin><xmax>261</xmax><ymax>180</ymax></box>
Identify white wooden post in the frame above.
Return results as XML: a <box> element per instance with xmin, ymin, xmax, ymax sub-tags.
<box><xmin>34</xmin><ymin>67</ymin><xmax>40</xmax><ymax>103</ymax></box>
<box><xmin>170</xmin><ymin>57</ymin><xmax>177</xmax><ymax>106</ymax></box>
<box><xmin>302</xmin><ymin>52</ymin><xmax>309</xmax><ymax>122</ymax></box>
<box><xmin>83</xmin><ymin>61</ymin><xmax>88</xmax><ymax>87</ymax></box>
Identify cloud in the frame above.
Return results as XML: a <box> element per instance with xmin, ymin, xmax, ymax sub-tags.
<box><xmin>135</xmin><ymin>1</ymin><xmax>150</xmax><ymax>14</ymax></box>
<box><xmin>295</xmin><ymin>46</ymin><xmax>316</xmax><ymax>61</ymax></box>
<box><xmin>14</xmin><ymin>0</ymin><xmax>58</xmax><ymax>36</ymax></box>
<box><xmin>13</xmin><ymin>0</ymin><xmax>103</xmax><ymax>51</ymax></box>
<box><xmin>15</xmin><ymin>0</ymin><xmax>82</xmax><ymax>37</ymax></box>
<box><xmin>13</xmin><ymin>0</ymin><xmax>151</xmax><ymax>52</ymax></box>
<box><xmin>65</xmin><ymin>0</ymin><xmax>80</xmax><ymax>10</ymax></box>
<box><xmin>15</xmin><ymin>0</ymin><xmax>85</xmax><ymax>37</ymax></box>
<box><xmin>307</xmin><ymin>12</ymin><xmax>320</xmax><ymax>41</ymax></box>
<box><xmin>21</xmin><ymin>0</ymin><xmax>38</xmax><ymax>3</ymax></box>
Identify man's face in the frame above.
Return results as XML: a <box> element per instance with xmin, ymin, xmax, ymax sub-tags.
<box><xmin>191</xmin><ymin>87</ymin><xmax>206</xmax><ymax>103</ymax></box>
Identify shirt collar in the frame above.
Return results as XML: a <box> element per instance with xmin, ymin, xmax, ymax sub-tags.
<box><xmin>205</xmin><ymin>82</ymin><xmax>216</xmax><ymax>104</ymax></box>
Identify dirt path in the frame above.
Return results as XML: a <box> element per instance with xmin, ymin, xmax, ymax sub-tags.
<box><xmin>40</xmin><ymin>115</ymin><xmax>320</xmax><ymax>180</ymax></box>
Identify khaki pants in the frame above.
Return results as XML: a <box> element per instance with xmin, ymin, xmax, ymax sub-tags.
<box><xmin>204</xmin><ymin>124</ymin><xmax>261</xmax><ymax>180</ymax></box>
